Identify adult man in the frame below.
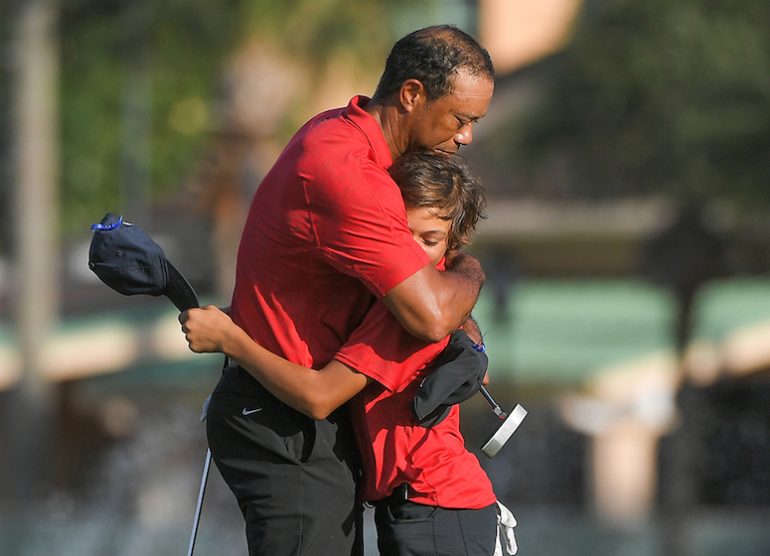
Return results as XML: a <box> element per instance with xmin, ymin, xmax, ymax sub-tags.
<box><xmin>205</xmin><ymin>25</ymin><xmax>494</xmax><ymax>555</ymax></box>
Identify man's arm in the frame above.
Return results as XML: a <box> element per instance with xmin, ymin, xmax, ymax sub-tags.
<box><xmin>382</xmin><ymin>251</ymin><xmax>484</xmax><ymax>343</ymax></box>
<box><xmin>310</xmin><ymin>160</ymin><xmax>484</xmax><ymax>344</ymax></box>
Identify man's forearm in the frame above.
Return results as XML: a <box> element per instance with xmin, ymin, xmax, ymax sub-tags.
<box><xmin>383</xmin><ymin>252</ymin><xmax>485</xmax><ymax>342</ymax></box>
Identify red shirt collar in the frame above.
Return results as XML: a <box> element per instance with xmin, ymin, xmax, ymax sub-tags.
<box><xmin>343</xmin><ymin>95</ymin><xmax>393</xmax><ymax>168</ymax></box>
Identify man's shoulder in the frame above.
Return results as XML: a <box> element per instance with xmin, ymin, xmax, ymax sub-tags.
<box><xmin>295</xmin><ymin>110</ymin><xmax>387</xmax><ymax>179</ymax></box>
<box><xmin>305</xmin><ymin>105</ymin><xmax>347</xmax><ymax>129</ymax></box>
<box><xmin>301</xmin><ymin>106</ymin><xmax>368</xmax><ymax>147</ymax></box>
<box><xmin>298</xmin><ymin>96</ymin><xmax>386</xmax><ymax>160</ymax></box>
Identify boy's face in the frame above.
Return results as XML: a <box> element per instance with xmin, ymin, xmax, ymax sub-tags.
<box><xmin>406</xmin><ymin>206</ymin><xmax>451</xmax><ymax>266</ymax></box>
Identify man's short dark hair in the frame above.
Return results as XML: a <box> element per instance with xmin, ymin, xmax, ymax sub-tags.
<box><xmin>373</xmin><ymin>25</ymin><xmax>495</xmax><ymax>102</ymax></box>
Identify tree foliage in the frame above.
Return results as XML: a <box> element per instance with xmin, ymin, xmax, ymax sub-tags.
<box><xmin>513</xmin><ymin>0</ymin><xmax>770</xmax><ymax>207</ymax></box>
<box><xmin>59</xmin><ymin>0</ymin><xmax>249</xmax><ymax>234</ymax></box>
<box><xmin>56</xmin><ymin>0</ymin><xmax>425</xmax><ymax>236</ymax></box>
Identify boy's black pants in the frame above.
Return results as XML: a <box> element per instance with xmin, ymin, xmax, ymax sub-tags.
<box><xmin>374</xmin><ymin>490</ymin><xmax>497</xmax><ymax>556</ymax></box>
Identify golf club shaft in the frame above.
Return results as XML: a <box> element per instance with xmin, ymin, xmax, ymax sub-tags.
<box><xmin>187</xmin><ymin>448</ymin><xmax>212</xmax><ymax>556</ymax></box>
<box><xmin>479</xmin><ymin>385</ymin><xmax>507</xmax><ymax>420</ymax></box>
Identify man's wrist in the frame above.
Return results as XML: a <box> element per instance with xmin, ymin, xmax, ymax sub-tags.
<box><xmin>460</xmin><ymin>316</ymin><xmax>483</xmax><ymax>345</ymax></box>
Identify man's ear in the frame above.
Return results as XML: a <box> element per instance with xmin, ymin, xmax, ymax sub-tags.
<box><xmin>399</xmin><ymin>79</ymin><xmax>426</xmax><ymax>113</ymax></box>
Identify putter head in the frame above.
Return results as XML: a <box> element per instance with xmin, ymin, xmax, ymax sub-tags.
<box><xmin>481</xmin><ymin>404</ymin><xmax>527</xmax><ymax>458</ymax></box>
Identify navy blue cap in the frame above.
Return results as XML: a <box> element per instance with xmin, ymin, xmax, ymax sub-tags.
<box><xmin>88</xmin><ymin>213</ymin><xmax>199</xmax><ymax>312</ymax></box>
<box><xmin>413</xmin><ymin>330</ymin><xmax>488</xmax><ymax>427</ymax></box>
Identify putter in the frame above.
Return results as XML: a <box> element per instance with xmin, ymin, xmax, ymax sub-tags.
<box><xmin>478</xmin><ymin>386</ymin><xmax>527</xmax><ymax>458</ymax></box>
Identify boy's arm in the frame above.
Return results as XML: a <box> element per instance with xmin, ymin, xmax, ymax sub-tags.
<box><xmin>180</xmin><ymin>306</ymin><xmax>369</xmax><ymax>420</ymax></box>
<box><xmin>180</xmin><ymin>298</ymin><xmax>486</xmax><ymax>420</ymax></box>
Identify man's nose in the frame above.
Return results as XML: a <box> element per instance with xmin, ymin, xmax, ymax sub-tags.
<box><xmin>454</xmin><ymin>125</ymin><xmax>473</xmax><ymax>146</ymax></box>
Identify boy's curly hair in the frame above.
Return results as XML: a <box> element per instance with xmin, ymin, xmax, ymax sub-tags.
<box><xmin>388</xmin><ymin>152</ymin><xmax>486</xmax><ymax>251</ymax></box>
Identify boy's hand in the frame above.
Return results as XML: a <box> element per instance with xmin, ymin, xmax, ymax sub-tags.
<box><xmin>179</xmin><ymin>305</ymin><xmax>235</xmax><ymax>353</ymax></box>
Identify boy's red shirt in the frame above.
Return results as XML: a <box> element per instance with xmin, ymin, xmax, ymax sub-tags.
<box><xmin>336</xmin><ymin>300</ymin><xmax>496</xmax><ymax>509</ymax></box>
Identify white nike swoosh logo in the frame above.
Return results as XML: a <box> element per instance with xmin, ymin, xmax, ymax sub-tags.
<box><xmin>241</xmin><ymin>408</ymin><xmax>263</xmax><ymax>416</ymax></box>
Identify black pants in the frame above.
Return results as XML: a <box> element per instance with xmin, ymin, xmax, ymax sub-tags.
<box><xmin>206</xmin><ymin>365</ymin><xmax>363</xmax><ymax>556</ymax></box>
<box><xmin>374</xmin><ymin>494</ymin><xmax>497</xmax><ymax>556</ymax></box>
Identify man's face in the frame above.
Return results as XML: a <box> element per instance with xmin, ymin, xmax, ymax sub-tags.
<box><xmin>408</xmin><ymin>70</ymin><xmax>494</xmax><ymax>156</ymax></box>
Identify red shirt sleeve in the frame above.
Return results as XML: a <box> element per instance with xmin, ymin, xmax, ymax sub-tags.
<box><xmin>334</xmin><ymin>300</ymin><xmax>450</xmax><ymax>391</ymax></box>
<box><xmin>306</xmin><ymin>156</ymin><xmax>430</xmax><ymax>298</ymax></box>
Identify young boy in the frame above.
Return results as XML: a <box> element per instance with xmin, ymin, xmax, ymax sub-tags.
<box><xmin>181</xmin><ymin>153</ymin><xmax>512</xmax><ymax>555</ymax></box>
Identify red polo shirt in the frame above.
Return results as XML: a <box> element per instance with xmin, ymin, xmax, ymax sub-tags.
<box><xmin>229</xmin><ymin>96</ymin><xmax>429</xmax><ymax>369</ymax></box>
<box><xmin>335</xmin><ymin>302</ymin><xmax>497</xmax><ymax>509</ymax></box>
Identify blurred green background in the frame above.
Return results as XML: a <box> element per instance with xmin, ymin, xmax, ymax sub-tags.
<box><xmin>1</xmin><ymin>1</ymin><xmax>769</xmax><ymax>554</ymax></box>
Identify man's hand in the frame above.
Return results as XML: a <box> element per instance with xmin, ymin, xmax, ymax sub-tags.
<box><xmin>459</xmin><ymin>315</ymin><xmax>483</xmax><ymax>345</ymax></box>
<box><xmin>445</xmin><ymin>250</ymin><xmax>485</xmax><ymax>290</ymax></box>
<box><xmin>458</xmin><ymin>315</ymin><xmax>489</xmax><ymax>384</ymax></box>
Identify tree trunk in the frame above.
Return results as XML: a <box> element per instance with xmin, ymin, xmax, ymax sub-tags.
<box><xmin>1</xmin><ymin>0</ymin><xmax>60</xmax><ymax>509</ymax></box>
